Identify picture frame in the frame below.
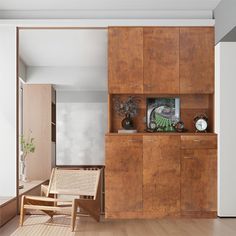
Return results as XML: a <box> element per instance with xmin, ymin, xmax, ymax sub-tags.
<box><xmin>146</xmin><ymin>97</ymin><xmax>180</xmax><ymax>132</ymax></box>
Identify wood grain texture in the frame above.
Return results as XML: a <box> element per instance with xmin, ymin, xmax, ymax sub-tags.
<box><xmin>108</xmin><ymin>27</ymin><xmax>143</xmax><ymax>94</ymax></box>
<box><xmin>180</xmin><ymin>27</ymin><xmax>214</xmax><ymax>94</ymax></box>
<box><xmin>4</xmin><ymin>215</ymin><xmax>236</xmax><ymax>235</ymax></box>
<box><xmin>143</xmin><ymin>135</ymin><xmax>180</xmax><ymax>217</ymax></box>
<box><xmin>18</xmin><ymin>180</ymin><xmax>48</xmax><ymax>213</ymax></box>
<box><xmin>181</xmin><ymin>149</ymin><xmax>217</xmax><ymax>214</ymax></box>
<box><xmin>208</xmin><ymin>94</ymin><xmax>215</xmax><ymax>133</ymax></box>
<box><xmin>180</xmin><ymin>94</ymin><xmax>209</xmax><ymax>109</ymax></box>
<box><xmin>144</xmin><ymin>27</ymin><xmax>179</xmax><ymax>94</ymax></box>
<box><xmin>181</xmin><ymin>135</ymin><xmax>217</xmax><ymax>149</ymax></box>
<box><xmin>105</xmin><ymin>135</ymin><xmax>143</xmax><ymax>216</ymax></box>
<box><xmin>23</xmin><ymin>84</ymin><xmax>55</xmax><ymax>181</ymax></box>
<box><xmin>107</xmin><ymin>94</ymin><xmax>112</xmax><ymax>132</ymax></box>
<box><xmin>0</xmin><ymin>198</ymin><xmax>17</xmax><ymax>227</ymax></box>
<box><xmin>181</xmin><ymin>211</ymin><xmax>217</xmax><ymax>218</ymax></box>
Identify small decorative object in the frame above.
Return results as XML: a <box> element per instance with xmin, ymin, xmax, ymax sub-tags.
<box><xmin>20</xmin><ymin>130</ymin><xmax>36</xmax><ymax>182</ymax></box>
<box><xmin>147</xmin><ymin>97</ymin><xmax>180</xmax><ymax>132</ymax></box>
<box><xmin>174</xmin><ymin>121</ymin><xmax>186</xmax><ymax>132</ymax></box>
<box><xmin>194</xmin><ymin>114</ymin><xmax>208</xmax><ymax>132</ymax></box>
<box><xmin>149</xmin><ymin>121</ymin><xmax>157</xmax><ymax>130</ymax></box>
<box><xmin>113</xmin><ymin>96</ymin><xmax>140</xmax><ymax>130</ymax></box>
<box><xmin>121</xmin><ymin>114</ymin><xmax>134</xmax><ymax>130</ymax></box>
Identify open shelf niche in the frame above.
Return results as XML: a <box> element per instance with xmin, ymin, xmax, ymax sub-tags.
<box><xmin>108</xmin><ymin>94</ymin><xmax>214</xmax><ymax>134</ymax></box>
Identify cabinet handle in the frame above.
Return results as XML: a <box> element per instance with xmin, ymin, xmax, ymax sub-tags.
<box><xmin>128</xmin><ymin>139</ymin><xmax>141</xmax><ymax>142</ymax></box>
<box><xmin>183</xmin><ymin>156</ymin><xmax>193</xmax><ymax>159</ymax></box>
<box><xmin>144</xmin><ymin>138</ymin><xmax>153</xmax><ymax>142</ymax></box>
<box><xmin>193</xmin><ymin>139</ymin><xmax>200</xmax><ymax>142</ymax></box>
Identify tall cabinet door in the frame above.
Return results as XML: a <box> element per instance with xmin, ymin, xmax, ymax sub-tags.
<box><xmin>108</xmin><ymin>27</ymin><xmax>143</xmax><ymax>94</ymax></box>
<box><xmin>180</xmin><ymin>27</ymin><xmax>214</xmax><ymax>94</ymax></box>
<box><xmin>144</xmin><ymin>27</ymin><xmax>180</xmax><ymax>94</ymax></box>
<box><xmin>181</xmin><ymin>149</ymin><xmax>217</xmax><ymax>216</ymax></box>
<box><xmin>143</xmin><ymin>135</ymin><xmax>181</xmax><ymax>217</ymax></box>
<box><xmin>23</xmin><ymin>84</ymin><xmax>53</xmax><ymax>181</ymax></box>
<box><xmin>105</xmin><ymin>135</ymin><xmax>143</xmax><ymax>218</ymax></box>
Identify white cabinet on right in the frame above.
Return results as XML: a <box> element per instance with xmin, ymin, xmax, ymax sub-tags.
<box><xmin>215</xmin><ymin>42</ymin><xmax>236</xmax><ymax>216</ymax></box>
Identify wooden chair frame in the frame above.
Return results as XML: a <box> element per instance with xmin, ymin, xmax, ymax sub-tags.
<box><xmin>19</xmin><ymin>168</ymin><xmax>101</xmax><ymax>231</ymax></box>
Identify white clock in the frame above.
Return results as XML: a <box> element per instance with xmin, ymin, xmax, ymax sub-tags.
<box><xmin>194</xmin><ymin>114</ymin><xmax>208</xmax><ymax>132</ymax></box>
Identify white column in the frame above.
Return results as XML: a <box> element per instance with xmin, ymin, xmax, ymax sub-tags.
<box><xmin>0</xmin><ymin>26</ymin><xmax>16</xmax><ymax>197</ymax></box>
<box><xmin>216</xmin><ymin>42</ymin><xmax>236</xmax><ymax>216</ymax></box>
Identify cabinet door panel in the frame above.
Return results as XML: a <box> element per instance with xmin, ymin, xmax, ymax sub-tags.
<box><xmin>181</xmin><ymin>149</ymin><xmax>217</xmax><ymax>212</ymax></box>
<box><xmin>144</xmin><ymin>27</ymin><xmax>179</xmax><ymax>94</ymax></box>
<box><xmin>143</xmin><ymin>136</ymin><xmax>180</xmax><ymax>216</ymax></box>
<box><xmin>108</xmin><ymin>27</ymin><xmax>143</xmax><ymax>94</ymax></box>
<box><xmin>105</xmin><ymin>136</ymin><xmax>143</xmax><ymax>213</ymax></box>
<box><xmin>180</xmin><ymin>27</ymin><xmax>214</xmax><ymax>94</ymax></box>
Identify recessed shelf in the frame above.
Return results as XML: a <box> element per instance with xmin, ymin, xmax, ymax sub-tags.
<box><xmin>108</xmin><ymin>94</ymin><xmax>214</xmax><ymax>133</ymax></box>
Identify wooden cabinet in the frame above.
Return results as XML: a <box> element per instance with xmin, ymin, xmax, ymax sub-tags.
<box><xmin>143</xmin><ymin>135</ymin><xmax>180</xmax><ymax>217</ymax></box>
<box><xmin>23</xmin><ymin>84</ymin><xmax>56</xmax><ymax>181</ymax></box>
<box><xmin>106</xmin><ymin>26</ymin><xmax>216</xmax><ymax>219</ymax></box>
<box><xmin>143</xmin><ymin>27</ymin><xmax>179</xmax><ymax>94</ymax></box>
<box><xmin>108</xmin><ymin>27</ymin><xmax>143</xmax><ymax>94</ymax></box>
<box><xmin>105</xmin><ymin>134</ymin><xmax>217</xmax><ymax>219</ymax></box>
<box><xmin>181</xmin><ymin>135</ymin><xmax>217</xmax><ymax>217</ymax></box>
<box><xmin>105</xmin><ymin>135</ymin><xmax>143</xmax><ymax>218</ymax></box>
<box><xmin>180</xmin><ymin>27</ymin><xmax>214</xmax><ymax>94</ymax></box>
<box><xmin>108</xmin><ymin>27</ymin><xmax>214</xmax><ymax>95</ymax></box>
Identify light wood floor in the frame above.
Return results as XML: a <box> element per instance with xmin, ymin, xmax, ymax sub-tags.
<box><xmin>1</xmin><ymin>215</ymin><xmax>236</xmax><ymax>236</ymax></box>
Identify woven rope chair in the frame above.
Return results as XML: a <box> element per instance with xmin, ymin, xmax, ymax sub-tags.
<box><xmin>20</xmin><ymin>167</ymin><xmax>101</xmax><ymax>231</ymax></box>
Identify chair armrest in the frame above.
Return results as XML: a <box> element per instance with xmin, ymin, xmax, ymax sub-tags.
<box><xmin>24</xmin><ymin>195</ymin><xmax>72</xmax><ymax>203</ymax></box>
<box><xmin>41</xmin><ymin>185</ymin><xmax>49</xmax><ymax>196</ymax></box>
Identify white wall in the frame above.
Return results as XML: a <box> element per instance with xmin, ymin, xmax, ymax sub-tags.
<box><xmin>26</xmin><ymin>66</ymin><xmax>107</xmax><ymax>91</ymax></box>
<box><xmin>0</xmin><ymin>26</ymin><xmax>16</xmax><ymax>197</ymax></box>
<box><xmin>214</xmin><ymin>0</ymin><xmax>236</xmax><ymax>43</ymax></box>
<box><xmin>216</xmin><ymin>42</ymin><xmax>236</xmax><ymax>216</ymax></box>
<box><xmin>56</xmin><ymin>91</ymin><xmax>107</xmax><ymax>165</ymax></box>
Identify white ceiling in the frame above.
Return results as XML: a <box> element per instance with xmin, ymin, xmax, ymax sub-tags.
<box><xmin>19</xmin><ymin>29</ymin><xmax>107</xmax><ymax>67</ymax></box>
<box><xmin>0</xmin><ymin>0</ymin><xmax>222</xmax><ymax>19</ymax></box>
<box><xmin>0</xmin><ymin>0</ymin><xmax>221</xmax><ymax>11</ymax></box>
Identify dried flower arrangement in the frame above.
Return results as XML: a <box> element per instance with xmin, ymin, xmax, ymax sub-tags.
<box><xmin>113</xmin><ymin>96</ymin><xmax>140</xmax><ymax>130</ymax></box>
<box><xmin>113</xmin><ymin>96</ymin><xmax>140</xmax><ymax>118</ymax></box>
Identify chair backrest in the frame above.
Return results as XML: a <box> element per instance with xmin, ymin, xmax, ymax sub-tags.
<box><xmin>47</xmin><ymin>168</ymin><xmax>101</xmax><ymax>199</ymax></box>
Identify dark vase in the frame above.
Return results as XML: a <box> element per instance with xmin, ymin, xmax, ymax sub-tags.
<box><xmin>121</xmin><ymin>114</ymin><xmax>134</xmax><ymax>130</ymax></box>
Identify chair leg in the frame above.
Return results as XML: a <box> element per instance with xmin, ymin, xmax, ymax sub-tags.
<box><xmin>71</xmin><ymin>199</ymin><xmax>77</xmax><ymax>232</ymax></box>
<box><xmin>19</xmin><ymin>195</ymin><xmax>26</xmax><ymax>226</ymax></box>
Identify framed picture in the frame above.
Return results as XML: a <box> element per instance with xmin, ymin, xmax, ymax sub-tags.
<box><xmin>147</xmin><ymin>97</ymin><xmax>180</xmax><ymax>132</ymax></box>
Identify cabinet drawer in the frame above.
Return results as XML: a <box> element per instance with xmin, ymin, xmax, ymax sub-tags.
<box><xmin>181</xmin><ymin>135</ymin><xmax>217</xmax><ymax>149</ymax></box>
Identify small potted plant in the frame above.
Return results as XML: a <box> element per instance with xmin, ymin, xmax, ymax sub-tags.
<box><xmin>20</xmin><ymin>130</ymin><xmax>36</xmax><ymax>182</ymax></box>
<box><xmin>113</xmin><ymin>96</ymin><xmax>140</xmax><ymax>130</ymax></box>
